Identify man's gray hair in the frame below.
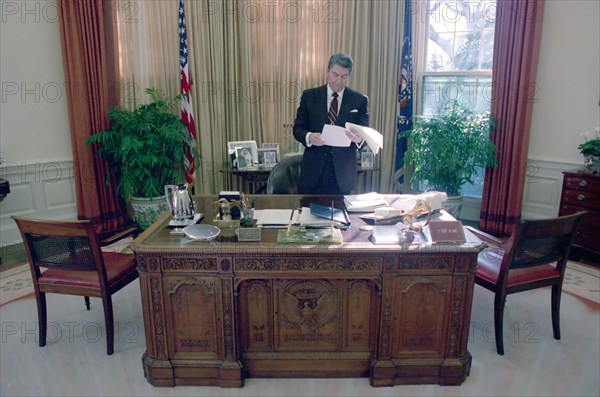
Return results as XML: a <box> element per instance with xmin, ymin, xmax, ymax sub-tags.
<box><xmin>328</xmin><ymin>53</ymin><xmax>354</xmax><ymax>74</ymax></box>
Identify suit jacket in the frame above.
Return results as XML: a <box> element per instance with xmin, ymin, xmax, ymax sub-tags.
<box><xmin>293</xmin><ymin>85</ymin><xmax>369</xmax><ymax>194</ymax></box>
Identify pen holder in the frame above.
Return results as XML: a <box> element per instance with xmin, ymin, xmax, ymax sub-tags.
<box><xmin>241</xmin><ymin>208</ymin><xmax>255</xmax><ymax>227</ymax></box>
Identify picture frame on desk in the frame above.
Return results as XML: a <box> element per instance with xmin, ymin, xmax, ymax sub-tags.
<box><xmin>258</xmin><ymin>148</ymin><xmax>278</xmax><ymax>167</ymax></box>
<box><xmin>361</xmin><ymin>151</ymin><xmax>374</xmax><ymax>169</ymax></box>
<box><xmin>235</xmin><ymin>147</ymin><xmax>255</xmax><ymax>170</ymax></box>
<box><xmin>228</xmin><ymin>140</ymin><xmax>258</xmax><ymax>168</ymax></box>
<box><xmin>261</xmin><ymin>143</ymin><xmax>280</xmax><ymax>162</ymax></box>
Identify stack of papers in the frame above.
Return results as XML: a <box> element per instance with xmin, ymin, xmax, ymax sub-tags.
<box><xmin>320</xmin><ymin>123</ymin><xmax>384</xmax><ymax>155</ymax></box>
<box><xmin>344</xmin><ymin>192</ymin><xmax>388</xmax><ymax>212</ymax></box>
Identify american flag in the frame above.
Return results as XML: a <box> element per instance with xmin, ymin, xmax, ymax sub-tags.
<box><xmin>179</xmin><ymin>0</ymin><xmax>196</xmax><ymax>185</ymax></box>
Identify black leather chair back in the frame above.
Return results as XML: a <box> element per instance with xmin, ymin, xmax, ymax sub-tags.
<box><xmin>266</xmin><ymin>155</ymin><xmax>303</xmax><ymax>194</ymax></box>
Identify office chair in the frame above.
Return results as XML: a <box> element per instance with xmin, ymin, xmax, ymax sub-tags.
<box><xmin>12</xmin><ymin>216</ymin><xmax>139</xmax><ymax>355</ymax></box>
<box><xmin>466</xmin><ymin>211</ymin><xmax>586</xmax><ymax>355</ymax></box>
<box><xmin>266</xmin><ymin>154</ymin><xmax>303</xmax><ymax>194</ymax></box>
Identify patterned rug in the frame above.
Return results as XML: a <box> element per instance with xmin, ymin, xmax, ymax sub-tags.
<box><xmin>1</xmin><ymin>256</ymin><xmax>598</xmax><ymax>307</ymax></box>
<box><xmin>0</xmin><ymin>238</ymin><xmax>134</xmax><ymax>306</ymax></box>
<box><xmin>562</xmin><ymin>261</ymin><xmax>600</xmax><ymax>305</ymax></box>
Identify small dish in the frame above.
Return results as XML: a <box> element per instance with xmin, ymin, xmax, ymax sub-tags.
<box><xmin>183</xmin><ymin>224</ymin><xmax>221</xmax><ymax>241</ymax></box>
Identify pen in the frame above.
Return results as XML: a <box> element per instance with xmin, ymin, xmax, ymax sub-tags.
<box><xmin>330</xmin><ymin>199</ymin><xmax>334</xmax><ymax>236</ymax></box>
<box><xmin>287</xmin><ymin>200</ymin><xmax>297</xmax><ymax>236</ymax></box>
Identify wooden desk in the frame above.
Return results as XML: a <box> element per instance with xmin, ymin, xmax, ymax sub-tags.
<box><xmin>133</xmin><ymin>195</ymin><xmax>483</xmax><ymax>388</ymax></box>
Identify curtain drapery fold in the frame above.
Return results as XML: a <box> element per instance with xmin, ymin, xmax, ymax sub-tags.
<box><xmin>480</xmin><ymin>0</ymin><xmax>546</xmax><ymax>235</ymax></box>
<box><xmin>57</xmin><ymin>0</ymin><xmax>129</xmax><ymax>233</ymax></box>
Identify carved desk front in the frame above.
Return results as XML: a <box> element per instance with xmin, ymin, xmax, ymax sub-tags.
<box><xmin>133</xmin><ymin>195</ymin><xmax>483</xmax><ymax>387</ymax></box>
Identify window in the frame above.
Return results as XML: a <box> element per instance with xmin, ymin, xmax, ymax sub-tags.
<box><xmin>417</xmin><ymin>0</ymin><xmax>496</xmax><ymax>197</ymax></box>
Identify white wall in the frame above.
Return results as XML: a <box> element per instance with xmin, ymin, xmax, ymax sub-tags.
<box><xmin>1</xmin><ymin>0</ymin><xmax>599</xmax><ymax>246</ymax></box>
<box><xmin>1</xmin><ymin>1</ymin><xmax>76</xmax><ymax>245</ymax></box>
<box><xmin>522</xmin><ymin>0</ymin><xmax>600</xmax><ymax>219</ymax></box>
<box><xmin>529</xmin><ymin>0</ymin><xmax>600</xmax><ymax>164</ymax></box>
<box><xmin>1</xmin><ymin>0</ymin><xmax>72</xmax><ymax>163</ymax></box>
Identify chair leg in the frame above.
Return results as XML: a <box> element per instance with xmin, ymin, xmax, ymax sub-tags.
<box><xmin>102</xmin><ymin>295</ymin><xmax>115</xmax><ymax>355</ymax></box>
<box><xmin>84</xmin><ymin>296</ymin><xmax>90</xmax><ymax>310</ymax></box>
<box><xmin>36</xmin><ymin>291</ymin><xmax>47</xmax><ymax>347</ymax></box>
<box><xmin>551</xmin><ymin>284</ymin><xmax>562</xmax><ymax>340</ymax></box>
<box><xmin>494</xmin><ymin>293</ymin><xmax>506</xmax><ymax>355</ymax></box>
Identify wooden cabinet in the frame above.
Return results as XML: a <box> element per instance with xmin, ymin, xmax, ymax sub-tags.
<box><xmin>559</xmin><ymin>170</ymin><xmax>600</xmax><ymax>260</ymax></box>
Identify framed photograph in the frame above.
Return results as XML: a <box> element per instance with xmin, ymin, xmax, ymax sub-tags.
<box><xmin>258</xmin><ymin>148</ymin><xmax>278</xmax><ymax>166</ymax></box>
<box><xmin>361</xmin><ymin>151</ymin><xmax>374</xmax><ymax>169</ymax></box>
<box><xmin>261</xmin><ymin>143</ymin><xmax>279</xmax><ymax>162</ymax></box>
<box><xmin>235</xmin><ymin>147</ymin><xmax>255</xmax><ymax>170</ymax></box>
<box><xmin>228</xmin><ymin>140</ymin><xmax>258</xmax><ymax>168</ymax></box>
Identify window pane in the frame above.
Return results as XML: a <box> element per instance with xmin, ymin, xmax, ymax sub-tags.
<box><xmin>422</xmin><ymin>75</ymin><xmax>492</xmax><ymax>117</ymax></box>
<box><xmin>426</xmin><ymin>0</ymin><xmax>495</xmax><ymax>72</ymax></box>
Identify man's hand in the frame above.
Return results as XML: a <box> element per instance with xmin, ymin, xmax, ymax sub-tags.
<box><xmin>346</xmin><ymin>127</ymin><xmax>363</xmax><ymax>144</ymax></box>
<box><xmin>308</xmin><ymin>132</ymin><xmax>326</xmax><ymax>146</ymax></box>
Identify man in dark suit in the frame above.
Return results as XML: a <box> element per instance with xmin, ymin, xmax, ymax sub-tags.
<box><xmin>293</xmin><ymin>53</ymin><xmax>369</xmax><ymax>195</ymax></box>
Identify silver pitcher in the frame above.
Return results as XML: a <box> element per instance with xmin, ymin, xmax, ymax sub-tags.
<box><xmin>165</xmin><ymin>184</ymin><xmax>195</xmax><ymax>221</ymax></box>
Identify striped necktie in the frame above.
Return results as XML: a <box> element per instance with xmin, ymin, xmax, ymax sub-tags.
<box><xmin>328</xmin><ymin>92</ymin><xmax>338</xmax><ymax>125</ymax></box>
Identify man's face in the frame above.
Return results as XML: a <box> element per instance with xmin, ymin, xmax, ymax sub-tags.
<box><xmin>327</xmin><ymin>64</ymin><xmax>351</xmax><ymax>93</ymax></box>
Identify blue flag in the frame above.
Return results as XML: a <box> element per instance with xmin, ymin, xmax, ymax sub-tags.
<box><xmin>394</xmin><ymin>1</ymin><xmax>413</xmax><ymax>191</ymax></box>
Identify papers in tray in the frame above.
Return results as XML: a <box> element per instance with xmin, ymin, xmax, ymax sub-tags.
<box><xmin>343</xmin><ymin>192</ymin><xmax>388</xmax><ymax>212</ymax></box>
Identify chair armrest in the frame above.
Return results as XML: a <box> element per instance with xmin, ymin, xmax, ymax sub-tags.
<box><xmin>464</xmin><ymin>225</ymin><xmax>506</xmax><ymax>247</ymax></box>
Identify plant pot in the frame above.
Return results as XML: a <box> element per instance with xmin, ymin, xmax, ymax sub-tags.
<box><xmin>130</xmin><ymin>196</ymin><xmax>169</xmax><ymax>230</ymax></box>
<box><xmin>584</xmin><ymin>155</ymin><xmax>600</xmax><ymax>173</ymax></box>
<box><xmin>443</xmin><ymin>194</ymin><xmax>463</xmax><ymax>219</ymax></box>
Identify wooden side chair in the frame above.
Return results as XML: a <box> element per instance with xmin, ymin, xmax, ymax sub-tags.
<box><xmin>466</xmin><ymin>211</ymin><xmax>586</xmax><ymax>355</ymax></box>
<box><xmin>12</xmin><ymin>216</ymin><xmax>139</xmax><ymax>355</ymax></box>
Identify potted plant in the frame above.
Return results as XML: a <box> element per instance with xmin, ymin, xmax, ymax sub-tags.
<box><xmin>400</xmin><ymin>102</ymin><xmax>498</xmax><ymax>217</ymax></box>
<box><xmin>86</xmin><ymin>88</ymin><xmax>195</xmax><ymax>229</ymax></box>
<box><xmin>578</xmin><ymin>127</ymin><xmax>600</xmax><ymax>173</ymax></box>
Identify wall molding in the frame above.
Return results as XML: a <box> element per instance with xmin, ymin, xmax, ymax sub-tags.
<box><xmin>521</xmin><ymin>158</ymin><xmax>580</xmax><ymax>219</ymax></box>
<box><xmin>0</xmin><ymin>160</ymin><xmax>77</xmax><ymax>246</ymax></box>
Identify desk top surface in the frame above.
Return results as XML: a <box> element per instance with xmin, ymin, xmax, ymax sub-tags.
<box><xmin>133</xmin><ymin>194</ymin><xmax>484</xmax><ymax>254</ymax></box>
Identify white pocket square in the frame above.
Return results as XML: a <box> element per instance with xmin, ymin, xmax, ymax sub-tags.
<box><xmin>350</xmin><ymin>109</ymin><xmax>358</xmax><ymax>113</ymax></box>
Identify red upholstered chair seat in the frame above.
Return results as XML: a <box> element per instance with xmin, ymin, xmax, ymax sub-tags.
<box><xmin>39</xmin><ymin>253</ymin><xmax>136</xmax><ymax>288</ymax></box>
<box><xmin>476</xmin><ymin>249</ymin><xmax>561</xmax><ymax>287</ymax></box>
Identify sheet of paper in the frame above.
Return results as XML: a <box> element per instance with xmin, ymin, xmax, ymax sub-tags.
<box><xmin>321</xmin><ymin>125</ymin><xmax>351</xmax><ymax>147</ymax></box>
<box><xmin>254</xmin><ymin>209</ymin><xmax>294</xmax><ymax>228</ymax></box>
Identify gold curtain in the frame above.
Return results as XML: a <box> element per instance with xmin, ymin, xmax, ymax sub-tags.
<box><xmin>115</xmin><ymin>0</ymin><xmax>405</xmax><ymax>194</ymax></box>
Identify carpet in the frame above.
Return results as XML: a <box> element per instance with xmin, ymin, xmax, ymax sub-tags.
<box><xmin>562</xmin><ymin>261</ymin><xmax>600</xmax><ymax>305</ymax></box>
<box><xmin>0</xmin><ymin>237</ymin><xmax>134</xmax><ymax>306</ymax></box>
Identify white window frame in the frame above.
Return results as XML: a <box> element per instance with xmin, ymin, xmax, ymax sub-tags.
<box><xmin>412</xmin><ymin>1</ymin><xmax>496</xmax><ymax>219</ymax></box>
